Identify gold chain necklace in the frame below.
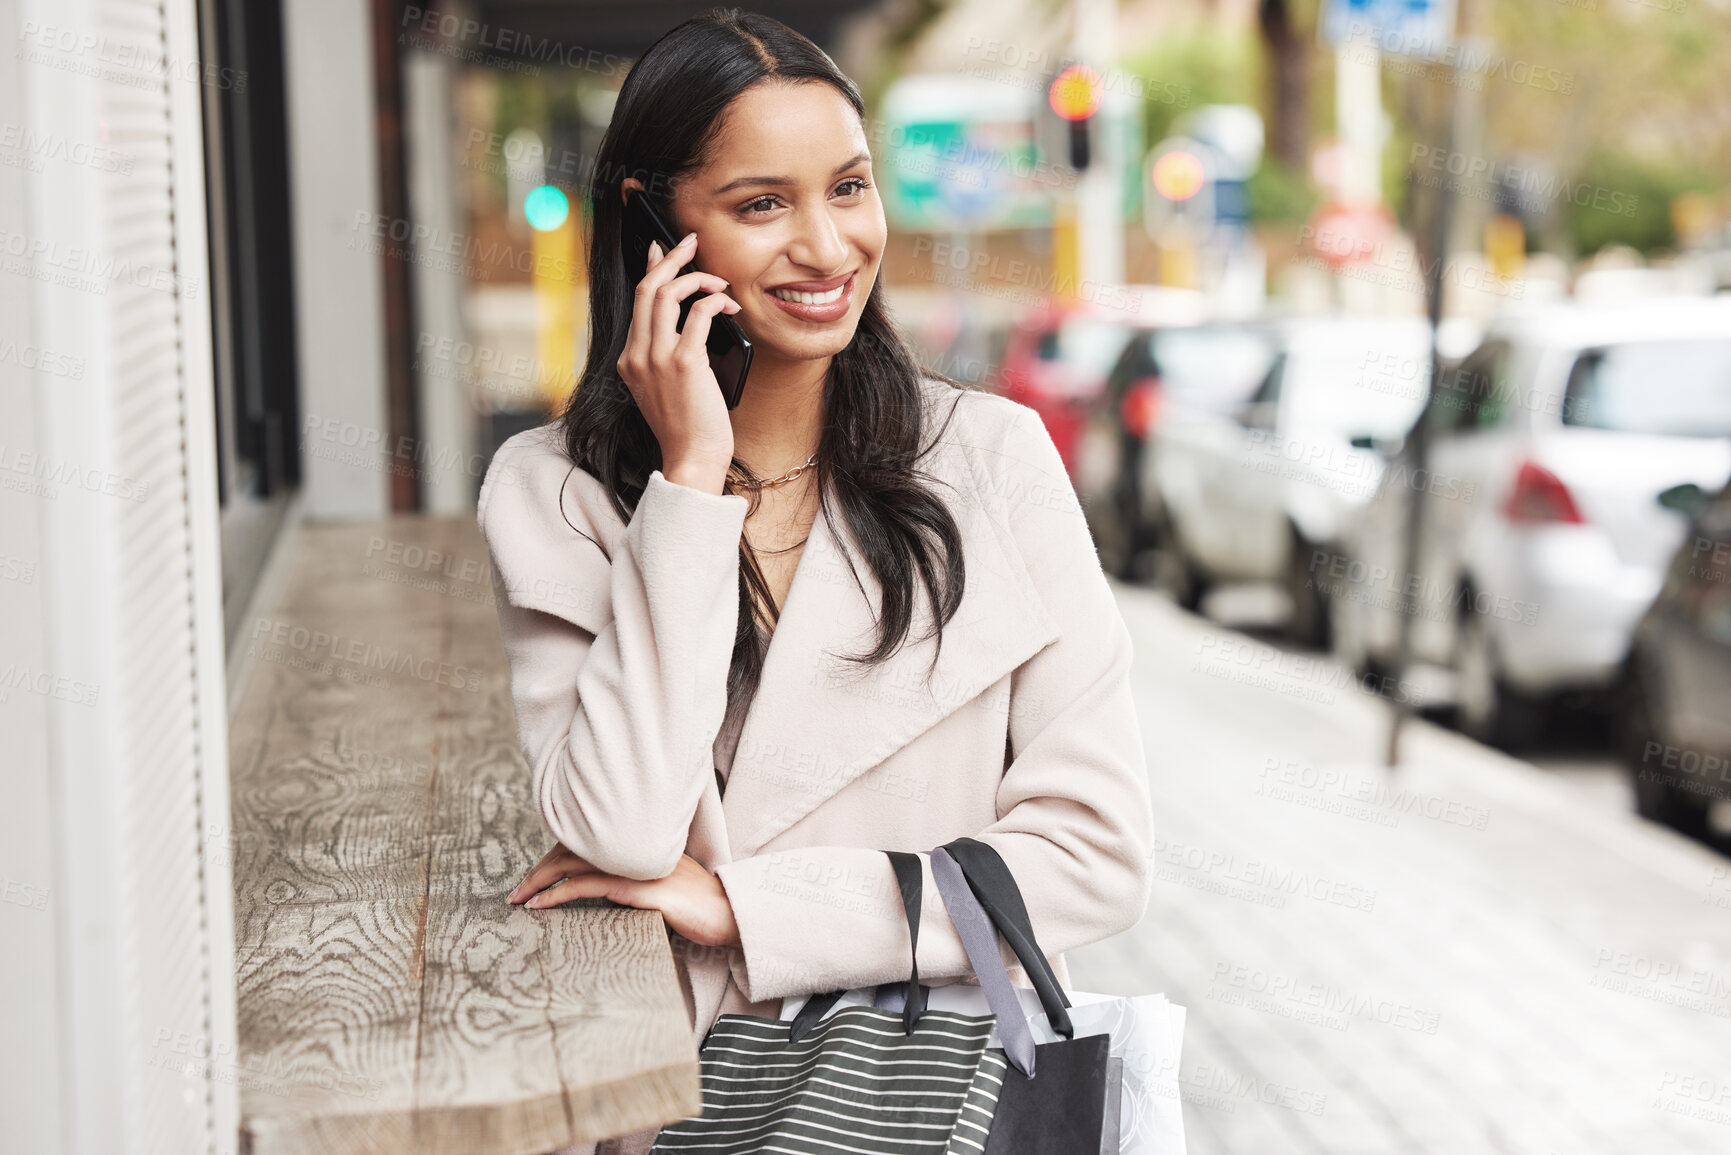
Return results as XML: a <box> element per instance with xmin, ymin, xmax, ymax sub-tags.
<box><xmin>736</xmin><ymin>452</ymin><xmax>817</xmax><ymax>491</ymax></box>
<box><xmin>741</xmin><ymin>458</ymin><xmax>817</xmax><ymax>556</ymax></box>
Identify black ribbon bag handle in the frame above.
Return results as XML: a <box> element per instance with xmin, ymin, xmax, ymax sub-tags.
<box><xmin>941</xmin><ymin>836</ymin><xmax>1074</xmax><ymax>1039</ymax></box>
<box><xmin>788</xmin><ymin>849</ymin><xmax>926</xmax><ymax>1041</ymax></box>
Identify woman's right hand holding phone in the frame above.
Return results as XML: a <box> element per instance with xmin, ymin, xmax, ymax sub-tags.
<box><xmin>616</xmin><ymin>232</ymin><xmax>742</xmax><ymax>496</ymax></box>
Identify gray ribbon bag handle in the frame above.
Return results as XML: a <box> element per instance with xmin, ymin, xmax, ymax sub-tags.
<box><xmin>931</xmin><ymin>844</ymin><xmax>1072</xmax><ymax>1077</ymax></box>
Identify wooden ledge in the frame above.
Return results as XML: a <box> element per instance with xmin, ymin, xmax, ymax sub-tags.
<box><xmin>227</xmin><ymin>517</ymin><xmax>699</xmax><ymax>1155</ymax></box>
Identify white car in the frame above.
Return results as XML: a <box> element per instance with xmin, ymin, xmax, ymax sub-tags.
<box><xmin>1329</xmin><ymin>296</ymin><xmax>1731</xmax><ymax>747</ymax></box>
<box><xmin>1148</xmin><ymin>316</ymin><xmax>1435</xmax><ymax>643</ymax></box>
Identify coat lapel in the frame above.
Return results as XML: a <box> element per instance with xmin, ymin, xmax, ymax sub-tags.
<box><xmin>721</xmin><ymin>462</ymin><xmax>1061</xmax><ymax>859</ymax></box>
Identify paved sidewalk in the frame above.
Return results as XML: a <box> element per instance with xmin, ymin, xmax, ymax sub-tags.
<box><xmin>1068</xmin><ymin>585</ymin><xmax>1731</xmax><ymax>1155</ymax></box>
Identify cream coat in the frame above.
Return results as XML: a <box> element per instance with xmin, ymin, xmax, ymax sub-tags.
<box><xmin>477</xmin><ymin>379</ymin><xmax>1155</xmax><ymax>1050</ymax></box>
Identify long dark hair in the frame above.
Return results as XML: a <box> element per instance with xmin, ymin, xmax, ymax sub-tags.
<box><xmin>560</xmin><ymin>7</ymin><xmax>973</xmax><ymax>723</ymax></box>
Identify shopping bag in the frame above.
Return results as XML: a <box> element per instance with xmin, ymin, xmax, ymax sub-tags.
<box><xmin>929</xmin><ymin>840</ymin><xmax>1109</xmax><ymax>1155</ymax></box>
<box><xmin>784</xmin><ymin>840</ymin><xmax>1114</xmax><ymax>1155</ymax></box>
<box><xmin>650</xmin><ymin>851</ymin><xmax>1007</xmax><ymax>1154</ymax></box>
<box><xmin>841</xmin><ymin>986</ymin><xmax>1188</xmax><ymax>1155</ymax></box>
<box><xmin>791</xmin><ymin>838</ymin><xmax>1190</xmax><ymax>1155</ymax></box>
<box><xmin>937</xmin><ymin>837</ymin><xmax>1188</xmax><ymax>1155</ymax></box>
<box><xmin>813</xmin><ymin>987</ymin><xmax>1187</xmax><ymax>1154</ymax></box>
<box><xmin>1065</xmin><ymin>990</ymin><xmax>1188</xmax><ymax>1155</ymax></box>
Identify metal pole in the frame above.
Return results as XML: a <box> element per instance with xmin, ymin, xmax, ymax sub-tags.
<box><xmin>1073</xmin><ymin>0</ymin><xmax>1122</xmax><ymax>293</ymax></box>
<box><xmin>1383</xmin><ymin>44</ymin><xmax>1463</xmax><ymax>769</ymax></box>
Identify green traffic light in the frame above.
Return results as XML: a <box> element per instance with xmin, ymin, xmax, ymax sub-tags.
<box><xmin>525</xmin><ymin>184</ymin><xmax>569</xmax><ymax>231</ymax></box>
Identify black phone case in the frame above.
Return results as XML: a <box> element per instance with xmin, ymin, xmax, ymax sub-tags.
<box><xmin>620</xmin><ymin>190</ymin><xmax>752</xmax><ymax>409</ymax></box>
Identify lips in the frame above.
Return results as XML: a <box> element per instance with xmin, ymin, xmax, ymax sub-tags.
<box><xmin>765</xmin><ymin>271</ymin><xmax>856</xmax><ymax>323</ymax></box>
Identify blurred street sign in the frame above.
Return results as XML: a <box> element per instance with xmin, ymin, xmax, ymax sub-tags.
<box><xmin>1214</xmin><ymin>179</ymin><xmax>1251</xmax><ymax>227</ymax></box>
<box><xmin>1321</xmin><ymin>0</ymin><xmax>1456</xmax><ymax>60</ymax></box>
<box><xmin>881</xmin><ymin>75</ymin><xmax>1055</xmax><ymax>231</ymax></box>
<box><xmin>1305</xmin><ymin>200</ymin><xmax>1396</xmax><ymax>268</ymax></box>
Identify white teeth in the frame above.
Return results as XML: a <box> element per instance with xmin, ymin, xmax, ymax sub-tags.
<box><xmin>772</xmin><ymin>284</ymin><xmax>844</xmax><ymax>305</ymax></box>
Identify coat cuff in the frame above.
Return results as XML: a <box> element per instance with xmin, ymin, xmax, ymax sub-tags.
<box><xmin>717</xmin><ymin>847</ymin><xmax>992</xmax><ymax>1003</ymax></box>
<box><xmin>624</xmin><ymin>468</ymin><xmax>750</xmax><ymax>636</ymax></box>
<box><xmin>640</xmin><ymin>468</ymin><xmax>749</xmax><ymax>551</ymax></box>
<box><xmin>716</xmin><ymin>848</ymin><xmax>1061</xmax><ymax>1005</ymax></box>
<box><xmin>716</xmin><ymin>850</ymin><xmax>902</xmax><ymax>1002</ymax></box>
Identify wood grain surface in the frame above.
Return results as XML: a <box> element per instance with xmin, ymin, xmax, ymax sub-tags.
<box><xmin>228</xmin><ymin>518</ymin><xmax>699</xmax><ymax>1155</ymax></box>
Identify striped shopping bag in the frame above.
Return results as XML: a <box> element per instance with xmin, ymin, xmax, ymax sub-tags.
<box><xmin>651</xmin><ymin>851</ymin><xmax>1007</xmax><ymax>1153</ymax></box>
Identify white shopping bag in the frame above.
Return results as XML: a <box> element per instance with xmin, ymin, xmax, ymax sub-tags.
<box><xmin>1062</xmin><ymin>990</ymin><xmax>1188</xmax><ymax>1155</ymax></box>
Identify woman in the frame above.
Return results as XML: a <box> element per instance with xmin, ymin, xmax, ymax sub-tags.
<box><xmin>477</xmin><ymin>9</ymin><xmax>1154</xmax><ymax>1152</ymax></box>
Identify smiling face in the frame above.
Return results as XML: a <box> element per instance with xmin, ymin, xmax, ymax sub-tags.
<box><xmin>657</xmin><ymin>80</ymin><xmax>885</xmax><ymax>369</ymax></box>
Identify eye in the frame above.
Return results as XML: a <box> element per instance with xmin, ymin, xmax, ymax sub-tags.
<box><xmin>740</xmin><ymin>195</ymin><xmax>782</xmax><ymax>216</ymax></box>
<box><xmin>834</xmin><ymin>177</ymin><xmax>872</xmax><ymax>197</ymax></box>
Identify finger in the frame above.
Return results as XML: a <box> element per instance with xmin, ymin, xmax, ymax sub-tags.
<box><xmin>649</xmin><ymin>271</ymin><xmax>732</xmax><ymax>360</ymax></box>
<box><xmin>642</xmin><ymin>231</ymin><xmax>694</xmax><ymax>287</ymax></box>
<box><xmin>673</xmin><ymin>292</ymin><xmax>743</xmax><ymax>362</ymax></box>
<box><xmin>509</xmin><ymin>850</ymin><xmax>598</xmax><ymax>903</ymax></box>
<box><xmin>623</xmin><ymin>234</ymin><xmax>692</xmax><ymax>375</ymax></box>
<box><xmin>525</xmin><ymin>872</ymin><xmax>637</xmax><ymax>909</ymax></box>
<box><xmin>516</xmin><ymin>850</ymin><xmax>597</xmax><ymax>898</ymax></box>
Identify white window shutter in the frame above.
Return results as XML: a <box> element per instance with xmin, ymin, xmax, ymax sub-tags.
<box><xmin>3</xmin><ymin>0</ymin><xmax>238</xmax><ymax>1153</ymax></box>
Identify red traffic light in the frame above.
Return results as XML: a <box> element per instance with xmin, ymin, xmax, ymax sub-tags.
<box><xmin>1048</xmin><ymin>66</ymin><xmax>1102</xmax><ymax>121</ymax></box>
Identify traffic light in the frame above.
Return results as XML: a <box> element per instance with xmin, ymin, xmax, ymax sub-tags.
<box><xmin>1150</xmin><ymin>148</ymin><xmax>1205</xmax><ymax>203</ymax></box>
<box><xmin>524</xmin><ymin>184</ymin><xmax>569</xmax><ymax>232</ymax></box>
<box><xmin>1048</xmin><ymin>65</ymin><xmax>1101</xmax><ymax>173</ymax></box>
<box><xmin>1143</xmin><ymin>136</ymin><xmax>1222</xmax><ymax>245</ymax></box>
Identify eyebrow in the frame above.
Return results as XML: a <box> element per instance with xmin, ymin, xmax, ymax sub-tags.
<box><xmin>712</xmin><ymin>152</ymin><xmax>871</xmax><ymax>195</ymax></box>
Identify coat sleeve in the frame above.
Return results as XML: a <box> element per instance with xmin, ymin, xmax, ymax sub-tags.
<box><xmin>478</xmin><ymin>437</ymin><xmax>748</xmax><ymax>880</ymax></box>
<box><xmin>713</xmin><ymin>405</ymin><xmax>1156</xmax><ymax>1002</ymax></box>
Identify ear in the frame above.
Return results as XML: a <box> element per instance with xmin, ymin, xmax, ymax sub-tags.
<box><xmin>620</xmin><ymin>176</ymin><xmax>645</xmax><ymax>205</ymax></box>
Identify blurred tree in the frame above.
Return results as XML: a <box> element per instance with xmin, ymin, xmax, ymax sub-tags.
<box><xmin>488</xmin><ymin>72</ymin><xmax>550</xmax><ymax>206</ymax></box>
<box><xmin>1257</xmin><ymin>0</ymin><xmax>1317</xmax><ymax>169</ymax></box>
<box><xmin>855</xmin><ymin>0</ymin><xmax>955</xmax><ymax>112</ymax></box>
<box><xmin>1247</xmin><ymin>160</ymin><xmax>1317</xmax><ymax>226</ymax></box>
<box><xmin>1123</xmin><ymin>22</ymin><xmax>1330</xmax><ymax>228</ymax></box>
<box><xmin>1568</xmin><ymin>152</ymin><xmax>1719</xmax><ymax>257</ymax></box>
<box><xmin>1479</xmin><ymin>0</ymin><xmax>1731</xmax><ymax>256</ymax></box>
<box><xmin>1121</xmin><ymin>28</ymin><xmax>1259</xmax><ymax>147</ymax></box>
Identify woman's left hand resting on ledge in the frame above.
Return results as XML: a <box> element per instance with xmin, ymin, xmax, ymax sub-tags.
<box><xmin>508</xmin><ymin>844</ymin><xmax>742</xmax><ymax>948</ymax></box>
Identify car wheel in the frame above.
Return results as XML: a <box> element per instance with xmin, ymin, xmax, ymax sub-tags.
<box><xmin>1455</xmin><ymin>593</ymin><xmax>1547</xmax><ymax>750</ymax></box>
<box><xmin>1327</xmin><ymin>568</ymin><xmax>1371</xmax><ymax>676</ymax></box>
<box><xmin>1283</xmin><ymin>529</ymin><xmax>1330</xmax><ymax>648</ymax></box>
<box><xmin>1619</xmin><ymin>660</ymin><xmax>1713</xmax><ymax>836</ymax></box>
<box><xmin>1151</xmin><ymin>507</ymin><xmax>1208</xmax><ymax>612</ymax></box>
<box><xmin>1107</xmin><ymin>438</ymin><xmax>1155</xmax><ymax>583</ymax></box>
<box><xmin>1101</xmin><ymin>481</ymin><xmax>1138</xmax><ymax>582</ymax></box>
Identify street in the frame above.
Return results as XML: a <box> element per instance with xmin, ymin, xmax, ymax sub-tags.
<box><xmin>1069</xmin><ymin>580</ymin><xmax>1731</xmax><ymax>1155</ymax></box>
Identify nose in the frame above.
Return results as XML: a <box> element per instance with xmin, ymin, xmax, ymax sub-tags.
<box><xmin>786</xmin><ymin>203</ymin><xmax>849</xmax><ymax>275</ymax></box>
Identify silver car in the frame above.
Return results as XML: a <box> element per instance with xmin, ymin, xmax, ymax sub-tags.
<box><xmin>1328</xmin><ymin>296</ymin><xmax>1731</xmax><ymax>747</ymax></box>
<box><xmin>1148</xmin><ymin>316</ymin><xmax>1434</xmax><ymax>643</ymax></box>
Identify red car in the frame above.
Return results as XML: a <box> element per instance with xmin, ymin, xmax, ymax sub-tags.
<box><xmin>997</xmin><ymin>289</ymin><xmax>1207</xmax><ymax>475</ymax></box>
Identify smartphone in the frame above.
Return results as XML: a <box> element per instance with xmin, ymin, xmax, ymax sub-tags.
<box><xmin>620</xmin><ymin>189</ymin><xmax>753</xmax><ymax>409</ymax></box>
